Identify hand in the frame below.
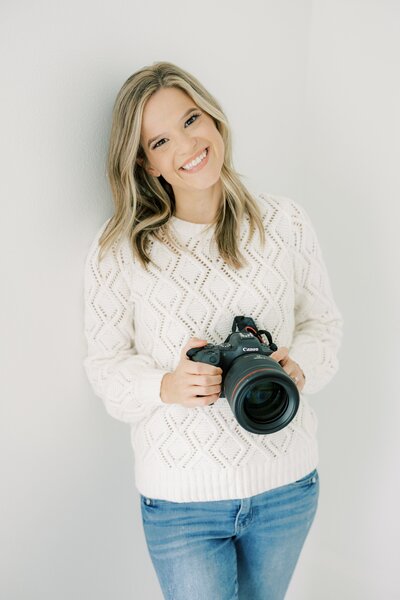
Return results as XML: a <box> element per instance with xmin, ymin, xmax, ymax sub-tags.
<box><xmin>160</xmin><ymin>338</ymin><xmax>223</xmax><ymax>407</ymax></box>
<box><xmin>270</xmin><ymin>346</ymin><xmax>306</xmax><ymax>392</ymax></box>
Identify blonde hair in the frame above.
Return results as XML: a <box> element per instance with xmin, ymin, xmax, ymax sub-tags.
<box><xmin>99</xmin><ymin>61</ymin><xmax>266</xmax><ymax>269</ymax></box>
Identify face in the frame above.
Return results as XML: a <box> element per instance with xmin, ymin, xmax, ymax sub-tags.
<box><xmin>138</xmin><ymin>87</ymin><xmax>225</xmax><ymax>196</ymax></box>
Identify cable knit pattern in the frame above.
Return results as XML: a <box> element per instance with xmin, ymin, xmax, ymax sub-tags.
<box><xmin>83</xmin><ymin>193</ymin><xmax>343</xmax><ymax>502</ymax></box>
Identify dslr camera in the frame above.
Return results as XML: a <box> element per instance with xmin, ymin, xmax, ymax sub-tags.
<box><xmin>186</xmin><ymin>316</ymin><xmax>300</xmax><ymax>435</ymax></box>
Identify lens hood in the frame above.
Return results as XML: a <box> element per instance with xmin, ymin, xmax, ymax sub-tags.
<box><xmin>224</xmin><ymin>354</ymin><xmax>300</xmax><ymax>434</ymax></box>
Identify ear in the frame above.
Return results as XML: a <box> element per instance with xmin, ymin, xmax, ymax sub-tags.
<box><xmin>136</xmin><ymin>157</ymin><xmax>160</xmax><ymax>177</ymax></box>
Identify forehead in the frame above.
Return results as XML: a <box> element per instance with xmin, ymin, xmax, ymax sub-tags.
<box><xmin>141</xmin><ymin>87</ymin><xmax>197</xmax><ymax>135</ymax></box>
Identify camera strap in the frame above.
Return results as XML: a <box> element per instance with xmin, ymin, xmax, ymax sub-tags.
<box><xmin>228</xmin><ymin>315</ymin><xmax>278</xmax><ymax>351</ymax></box>
<box><xmin>231</xmin><ymin>315</ymin><xmax>258</xmax><ymax>334</ymax></box>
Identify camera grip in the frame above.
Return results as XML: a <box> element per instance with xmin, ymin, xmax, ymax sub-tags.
<box><xmin>186</xmin><ymin>348</ymin><xmax>199</xmax><ymax>359</ymax></box>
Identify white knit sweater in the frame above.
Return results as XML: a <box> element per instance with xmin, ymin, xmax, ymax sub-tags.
<box><xmin>83</xmin><ymin>193</ymin><xmax>343</xmax><ymax>502</ymax></box>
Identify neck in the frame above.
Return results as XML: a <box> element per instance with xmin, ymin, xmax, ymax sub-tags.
<box><xmin>173</xmin><ymin>182</ymin><xmax>222</xmax><ymax>224</ymax></box>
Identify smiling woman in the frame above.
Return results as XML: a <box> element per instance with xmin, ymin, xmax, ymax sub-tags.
<box><xmin>101</xmin><ymin>61</ymin><xmax>266</xmax><ymax>264</ymax></box>
<box><xmin>83</xmin><ymin>61</ymin><xmax>343</xmax><ymax>600</ymax></box>
<box><xmin>137</xmin><ymin>86</ymin><xmax>225</xmax><ymax>223</ymax></box>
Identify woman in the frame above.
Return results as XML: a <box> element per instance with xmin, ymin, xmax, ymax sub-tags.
<box><xmin>83</xmin><ymin>61</ymin><xmax>343</xmax><ymax>600</ymax></box>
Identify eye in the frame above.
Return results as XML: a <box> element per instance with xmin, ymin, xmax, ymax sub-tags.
<box><xmin>185</xmin><ymin>112</ymin><xmax>201</xmax><ymax>127</ymax></box>
<box><xmin>152</xmin><ymin>139</ymin><xmax>165</xmax><ymax>149</ymax></box>
<box><xmin>152</xmin><ymin>112</ymin><xmax>201</xmax><ymax>149</ymax></box>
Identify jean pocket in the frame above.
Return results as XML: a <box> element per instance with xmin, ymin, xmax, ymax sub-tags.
<box><xmin>294</xmin><ymin>469</ymin><xmax>319</xmax><ymax>487</ymax></box>
<box><xmin>140</xmin><ymin>494</ymin><xmax>157</xmax><ymax>508</ymax></box>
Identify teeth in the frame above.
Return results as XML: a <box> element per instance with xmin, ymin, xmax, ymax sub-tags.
<box><xmin>182</xmin><ymin>148</ymin><xmax>208</xmax><ymax>170</ymax></box>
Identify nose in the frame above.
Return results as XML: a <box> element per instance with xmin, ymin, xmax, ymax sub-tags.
<box><xmin>176</xmin><ymin>130</ymin><xmax>198</xmax><ymax>157</ymax></box>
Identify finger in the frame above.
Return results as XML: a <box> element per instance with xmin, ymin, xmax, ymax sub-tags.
<box><xmin>192</xmin><ymin>373</ymin><xmax>223</xmax><ymax>386</ymax></box>
<box><xmin>184</xmin><ymin>393</ymin><xmax>220</xmax><ymax>408</ymax></box>
<box><xmin>280</xmin><ymin>364</ymin><xmax>293</xmax><ymax>378</ymax></box>
<box><xmin>288</xmin><ymin>370</ymin><xmax>299</xmax><ymax>382</ymax></box>
<box><xmin>183</xmin><ymin>362</ymin><xmax>223</xmax><ymax>377</ymax></box>
<box><xmin>286</xmin><ymin>368</ymin><xmax>304</xmax><ymax>389</ymax></box>
<box><xmin>282</xmin><ymin>360</ymin><xmax>298</xmax><ymax>376</ymax></box>
<box><xmin>270</xmin><ymin>346</ymin><xmax>289</xmax><ymax>363</ymax></box>
<box><xmin>189</xmin><ymin>384</ymin><xmax>221</xmax><ymax>396</ymax></box>
<box><xmin>279</xmin><ymin>360</ymin><xmax>297</xmax><ymax>379</ymax></box>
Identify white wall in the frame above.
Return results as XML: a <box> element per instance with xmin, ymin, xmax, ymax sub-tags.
<box><xmin>288</xmin><ymin>2</ymin><xmax>400</xmax><ymax>598</ymax></box>
<box><xmin>1</xmin><ymin>1</ymin><xmax>399</xmax><ymax>598</ymax></box>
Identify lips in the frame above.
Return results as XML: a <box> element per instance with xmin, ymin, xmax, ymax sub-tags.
<box><xmin>180</xmin><ymin>147</ymin><xmax>209</xmax><ymax>170</ymax></box>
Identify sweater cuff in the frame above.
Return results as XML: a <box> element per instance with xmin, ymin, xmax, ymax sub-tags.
<box><xmin>135</xmin><ymin>369</ymin><xmax>170</xmax><ymax>406</ymax></box>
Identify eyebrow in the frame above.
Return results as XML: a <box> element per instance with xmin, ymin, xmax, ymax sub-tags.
<box><xmin>147</xmin><ymin>107</ymin><xmax>199</xmax><ymax>148</ymax></box>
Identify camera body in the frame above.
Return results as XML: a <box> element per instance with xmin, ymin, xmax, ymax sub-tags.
<box><xmin>186</xmin><ymin>331</ymin><xmax>277</xmax><ymax>397</ymax></box>
<box><xmin>186</xmin><ymin>317</ymin><xmax>300</xmax><ymax>435</ymax></box>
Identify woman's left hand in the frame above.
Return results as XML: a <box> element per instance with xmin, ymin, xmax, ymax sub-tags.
<box><xmin>270</xmin><ymin>346</ymin><xmax>306</xmax><ymax>392</ymax></box>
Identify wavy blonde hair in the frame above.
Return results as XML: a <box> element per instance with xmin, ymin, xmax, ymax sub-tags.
<box><xmin>99</xmin><ymin>61</ymin><xmax>266</xmax><ymax>269</ymax></box>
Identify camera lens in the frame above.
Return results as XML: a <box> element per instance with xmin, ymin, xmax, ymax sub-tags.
<box><xmin>243</xmin><ymin>382</ymin><xmax>289</xmax><ymax>424</ymax></box>
<box><xmin>224</xmin><ymin>355</ymin><xmax>300</xmax><ymax>434</ymax></box>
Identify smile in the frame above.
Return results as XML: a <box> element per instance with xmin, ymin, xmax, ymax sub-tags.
<box><xmin>180</xmin><ymin>147</ymin><xmax>209</xmax><ymax>172</ymax></box>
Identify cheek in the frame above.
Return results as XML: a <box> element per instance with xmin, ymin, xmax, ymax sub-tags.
<box><xmin>158</xmin><ymin>154</ymin><xmax>174</xmax><ymax>173</ymax></box>
<box><xmin>210</xmin><ymin>123</ymin><xmax>224</xmax><ymax>151</ymax></box>
<box><xmin>215</xmin><ymin>134</ymin><xmax>225</xmax><ymax>164</ymax></box>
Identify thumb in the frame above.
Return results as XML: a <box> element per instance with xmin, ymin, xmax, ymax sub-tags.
<box><xmin>181</xmin><ymin>337</ymin><xmax>208</xmax><ymax>359</ymax></box>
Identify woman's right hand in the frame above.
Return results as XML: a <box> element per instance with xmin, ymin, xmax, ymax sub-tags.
<box><xmin>160</xmin><ymin>338</ymin><xmax>222</xmax><ymax>407</ymax></box>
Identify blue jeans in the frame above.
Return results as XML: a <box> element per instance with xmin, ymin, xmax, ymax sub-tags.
<box><xmin>140</xmin><ymin>469</ymin><xmax>319</xmax><ymax>600</ymax></box>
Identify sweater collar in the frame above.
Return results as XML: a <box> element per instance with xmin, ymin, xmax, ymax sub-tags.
<box><xmin>170</xmin><ymin>215</ymin><xmax>215</xmax><ymax>239</ymax></box>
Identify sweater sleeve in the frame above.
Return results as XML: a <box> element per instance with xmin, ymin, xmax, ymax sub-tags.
<box><xmin>286</xmin><ymin>200</ymin><xmax>343</xmax><ymax>394</ymax></box>
<box><xmin>83</xmin><ymin>221</ymin><xmax>169</xmax><ymax>424</ymax></box>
